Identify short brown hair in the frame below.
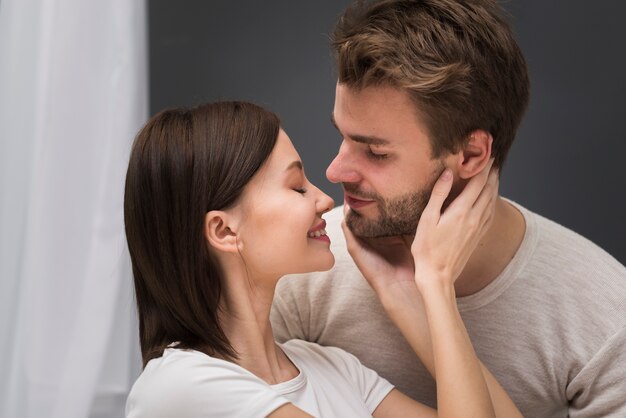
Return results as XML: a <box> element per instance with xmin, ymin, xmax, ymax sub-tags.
<box><xmin>332</xmin><ymin>0</ymin><xmax>530</xmax><ymax>168</ymax></box>
<box><xmin>124</xmin><ymin>102</ymin><xmax>280</xmax><ymax>366</ymax></box>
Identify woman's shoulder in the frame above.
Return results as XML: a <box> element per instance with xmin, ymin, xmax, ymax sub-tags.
<box><xmin>137</xmin><ymin>348</ymin><xmax>251</xmax><ymax>385</ymax></box>
<box><xmin>128</xmin><ymin>348</ymin><xmax>259</xmax><ymax>403</ymax></box>
<box><xmin>280</xmin><ymin>339</ymin><xmax>394</xmax><ymax>413</ymax></box>
<box><xmin>126</xmin><ymin>348</ymin><xmax>288</xmax><ymax>417</ymax></box>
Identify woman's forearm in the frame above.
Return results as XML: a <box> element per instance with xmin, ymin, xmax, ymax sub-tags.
<box><xmin>380</xmin><ymin>290</ymin><xmax>435</xmax><ymax>376</ymax></box>
<box><xmin>419</xmin><ymin>281</ymin><xmax>495</xmax><ymax>418</ymax></box>
<box><xmin>383</xmin><ymin>283</ymin><xmax>522</xmax><ymax>418</ymax></box>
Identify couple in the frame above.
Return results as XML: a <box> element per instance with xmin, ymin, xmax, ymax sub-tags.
<box><xmin>126</xmin><ymin>0</ymin><xmax>626</xmax><ymax>417</ymax></box>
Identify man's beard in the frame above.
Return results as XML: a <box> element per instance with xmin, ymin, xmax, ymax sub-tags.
<box><xmin>345</xmin><ymin>164</ymin><xmax>445</xmax><ymax>238</ymax></box>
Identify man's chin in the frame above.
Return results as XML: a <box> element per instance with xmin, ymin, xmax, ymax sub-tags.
<box><xmin>345</xmin><ymin>210</ymin><xmax>376</xmax><ymax>237</ymax></box>
<box><xmin>346</xmin><ymin>211</ymin><xmax>415</xmax><ymax>238</ymax></box>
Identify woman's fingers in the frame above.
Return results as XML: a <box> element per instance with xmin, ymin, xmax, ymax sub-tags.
<box><xmin>341</xmin><ymin>207</ymin><xmax>359</xmax><ymax>256</ymax></box>
<box><xmin>471</xmin><ymin>168</ymin><xmax>499</xmax><ymax>240</ymax></box>
<box><xmin>412</xmin><ymin>160</ymin><xmax>499</xmax><ymax>283</ymax></box>
<box><xmin>473</xmin><ymin>168</ymin><xmax>499</xmax><ymax>219</ymax></box>
<box><xmin>421</xmin><ymin>168</ymin><xmax>454</xmax><ymax>224</ymax></box>
<box><xmin>447</xmin><ymin>158</ymin><xmax>494</xmax><ymax>213</ymax></box>
<box><xmin>341</xmin><ymin>204</ymin><xmax>376</xmax><ymax>258</ymax></box>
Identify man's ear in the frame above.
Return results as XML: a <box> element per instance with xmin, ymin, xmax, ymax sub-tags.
<box><xmin>454</xmin><ymin>129</ymin><xmax>493</xmax><ymax>179</ymax></box>
<box><xmin>204</xmin><ymin>210</ymin><xmax>239</xmax><ymax>253</ymax></box>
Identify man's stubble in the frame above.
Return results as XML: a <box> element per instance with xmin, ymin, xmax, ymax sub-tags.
<box><xmin>345</xmin><ymin>162</ymin><xmax>446</xmax><ymax>238</ymax></box>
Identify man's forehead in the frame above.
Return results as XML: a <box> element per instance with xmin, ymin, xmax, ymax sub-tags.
<box><xmin>330</xmin><ymin>112</ymin><xmax>391</xmax><ymax>146</ymax></box>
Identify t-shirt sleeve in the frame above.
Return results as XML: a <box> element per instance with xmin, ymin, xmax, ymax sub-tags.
<box><xmin>323</xmin><ymin>345</ymin><xmax>395</xmax><ymax>413</ymax></box>
<box><xmin>271</xmin><ymin>288</ymin><xmax>307</xmax><ymax>343</ymax></box>
<box><xmin>567</xmin><ymin>326</ymin><xmax>626</xmax><ymax>417</ymax></box>
<box><xmin>126</xmin><ymin>353</ymin><xmax>290</xmax><ymax>418</ymax></box>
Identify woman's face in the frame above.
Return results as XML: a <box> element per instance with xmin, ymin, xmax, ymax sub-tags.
<box><xmin>235</xmin><ymin>129</ymin><xmax>335</xmax><ymax>281</ymax></box>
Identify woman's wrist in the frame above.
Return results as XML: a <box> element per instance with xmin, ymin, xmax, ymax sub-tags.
<box><xmin>378</xmin><ymin>288</ymin><xmax>421</xmax><ymax>318</ymax></box>
<box><xmin>415</xmin><ymin>272</ymin><xmax>457</xmax><ymax>301</ymax></box>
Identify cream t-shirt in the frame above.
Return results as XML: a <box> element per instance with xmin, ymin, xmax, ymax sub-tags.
<box><xmin>272</xmin><ymin>201</ymin><xmax>626</xmax><ymax>417</ymax></box>
<box><xmin>126</xmin><ymin>339</ymin><xmax>393</xmax><ymax>418</ymax></box>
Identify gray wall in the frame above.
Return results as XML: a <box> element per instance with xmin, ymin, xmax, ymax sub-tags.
<box><xmin>149</xmin><ymin>1</ymin><xmax>626</xmax><ymax>265</ymax></box>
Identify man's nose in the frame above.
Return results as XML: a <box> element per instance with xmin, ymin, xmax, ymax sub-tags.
<box><xmin>326</xmin><ymin>144</ymin><xmax>361</xmax><ymax>184</ymax></box>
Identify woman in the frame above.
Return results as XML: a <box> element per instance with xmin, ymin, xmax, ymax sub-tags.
<box><xmin>124</xmin><ymin>102</ymin><xmax>521</xmax><ymax>417</ymax></box>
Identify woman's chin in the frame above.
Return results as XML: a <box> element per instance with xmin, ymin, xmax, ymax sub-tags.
<box><xmin>316</xmin><ymin>255</ymin><xmax>335</xmax><ymax>272</ymax></box>
<box><xmin>287</xmin><ymin>254</ymin><xmax>336</xmax><ymax>277</ymax></box>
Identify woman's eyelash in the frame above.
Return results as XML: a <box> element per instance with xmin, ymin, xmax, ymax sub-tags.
<box><xmin>294</xmin><ymin>188</ymin><xmax>307</xmax><ymax>194</ymax></box>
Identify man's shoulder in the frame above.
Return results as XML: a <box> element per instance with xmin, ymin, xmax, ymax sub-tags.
<box><xmin>510</xmin><ymin>200</ymin><xmax>626</xmax><ymax>321</ymax></box>
<box><xmin>514</xmin><ymin>200</ymin><xmax>624</xmax><ymax>272</ymax></box>
<box><xmin>282</xmin><ymin>339</ymin><xmax>360</xmax><ymax>366</ymax></box>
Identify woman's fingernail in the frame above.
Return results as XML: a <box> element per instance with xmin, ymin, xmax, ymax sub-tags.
<box><xmin>442</xmin><ymin>169</ymin><xmax>452</xmax><ymax>180</ymax></box>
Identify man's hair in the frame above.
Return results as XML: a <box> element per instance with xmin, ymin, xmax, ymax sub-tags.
<box><xmin>332</xmin><ymin>0</ymin><xmax>530</xmax><ymax>168</ymax></box>
<box><xmin>124</xmin><ymin>102</ymin><xmax>280</xmax><ymax>367</ymax></box>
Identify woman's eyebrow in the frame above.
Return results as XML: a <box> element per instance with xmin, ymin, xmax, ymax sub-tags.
<box><xmin>285</xmin><ymin>160</ymin><xmax>304</xmax><ymax>172</ymax></box>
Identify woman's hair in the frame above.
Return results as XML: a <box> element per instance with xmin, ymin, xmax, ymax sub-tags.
<box><xmin>124</xmin><ymin>101</ymin><xmax>280</xmax><ymax>367</ymax></box>
<box><xmin>332</xmin><ymin>0</ymin><xmax>530</xmax><ymax>168</ymax></box>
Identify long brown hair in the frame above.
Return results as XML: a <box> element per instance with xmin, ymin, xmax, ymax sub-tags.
<box><xmin>124</xmin><ymin>102</ymin><xmax>280</xmax><ymax>366</ymax></box>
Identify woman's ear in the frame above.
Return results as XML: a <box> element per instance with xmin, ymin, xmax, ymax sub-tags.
<box><xmin>453</xmin><ymin>130</ymin><xmax>493</xmax><ymax>179</ymax></box>
<box><xmin>204</xmin><ymin>210</ymin><xmax>239</xmax><ymax>253</ymax></box>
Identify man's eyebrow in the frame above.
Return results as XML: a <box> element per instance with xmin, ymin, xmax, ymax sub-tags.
<box><xmin>330</xmin><ymin>112</ymin><xmax>391</xmax><ymax>146</ymax></box>
<box><xmin>285</xmin><ymin>160</ymin><xmax>304</xmax><ymax>172</ymax></box>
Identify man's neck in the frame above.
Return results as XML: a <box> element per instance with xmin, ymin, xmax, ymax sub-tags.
<box><xmin>454</xmin><ymin>197</ymin><xmax>526</xmax><ymax>297</ymax></box>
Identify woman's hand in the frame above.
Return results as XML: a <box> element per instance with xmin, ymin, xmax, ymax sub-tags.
<box><xmin>340</xmin><ymin>205</ymin><xmax>418</xmax><ymax>309</ymax></box>
<box><xmin>412</xmin><ymin>159</ymin><xmax>498</xmax><ymax>290</ymax></box>
<box><xmin>341</xmin><ymin>159</ymin><xmax>498</xmax><ymax>308</ymax></box>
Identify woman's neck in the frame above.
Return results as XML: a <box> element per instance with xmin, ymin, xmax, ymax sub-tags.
<box><xmin>218</xmin><ymin>267</ymin><xmax>298</xmax><ymax>385</ymax></box>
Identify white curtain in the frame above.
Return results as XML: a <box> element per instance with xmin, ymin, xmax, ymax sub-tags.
<box><xmin>0</xmin><ymin>0</ymin><xmax>147</xmax><ymax>416</ymax></box>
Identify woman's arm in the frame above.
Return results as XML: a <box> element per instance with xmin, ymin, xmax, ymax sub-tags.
<box><xmin>419</xmin><ymin>281</ymin><xmax>494</xmax><ymax>417</ymax></box>
<box><xmin>378</xmin><ymin>287</ymin><xmax>521</xmax><ymax>418</ymax></box>
<box><xmin>344</xmin><ymin>161</ymin><xmax>522</xmax><ymax>417</ymax></box>
<box><xmin>409</xmin><ymin>160</ymin><xmax>521</xmax><ymax>417</ymax></box>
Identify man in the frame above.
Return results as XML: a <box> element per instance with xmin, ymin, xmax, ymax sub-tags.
<box><xmin>271</xmin><ymin>0</ymin><xmax>626</xmax><ymax>417</ymax></box>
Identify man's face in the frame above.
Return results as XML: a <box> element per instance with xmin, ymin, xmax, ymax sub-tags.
<box><xmin>327</xmin><ymin>83</ymin><xmax>447</xmax><ymax>237</ymax></box>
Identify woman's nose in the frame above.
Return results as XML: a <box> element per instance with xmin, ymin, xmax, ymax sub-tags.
<box><xmin>316</xmin><ymin>188</ymin><xmax>334</xmax><ymax>214</ymax></box>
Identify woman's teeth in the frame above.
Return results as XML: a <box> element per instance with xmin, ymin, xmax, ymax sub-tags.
<box><xmin>308</xmin><ymin>228</ymin><xmax>327</xmax><ymax>238</ymax></box>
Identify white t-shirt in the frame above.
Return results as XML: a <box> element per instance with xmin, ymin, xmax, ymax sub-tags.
<box><xmin>126</xmin><ymin>339</ymin><xmax>394</xmax><ymax>418</ymax></box>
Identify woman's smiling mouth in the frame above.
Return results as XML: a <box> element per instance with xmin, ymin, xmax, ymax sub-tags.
<box><xmin>308</xmin><ymin>220</ymin><xmax>330</xmax><ymax>243</ymax></box>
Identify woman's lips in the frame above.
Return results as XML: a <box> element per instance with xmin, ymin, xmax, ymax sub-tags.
<box><xmin>308</xmin><ymin>220</ymin><xmax>330</xmax><ymax>244</ymax></box>
<box><xmin>309</xmin><ymin>234</ymin><xmax>331</xmax><ymax>244</ymax></box>
<box><xmin>308</xmin><ymin>219</ymin><xmax>326</xmax><ymax>233</ymax></box>
<box><xmin>345</xmin><ymin>193</ymin><xmax>375</xmax><ymax>209</ymax></box>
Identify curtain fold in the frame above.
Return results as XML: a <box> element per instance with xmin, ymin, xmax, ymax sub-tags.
<box><xmin>0</xmin><ymin>0</ymin><xmax>147</xmax><ymax>416</ymax></box>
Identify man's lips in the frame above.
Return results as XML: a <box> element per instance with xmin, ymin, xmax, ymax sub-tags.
<box><xmin>344</xmin><ymin>193</ymin><xmax>375</xmax><ymax>209</ymax></box>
